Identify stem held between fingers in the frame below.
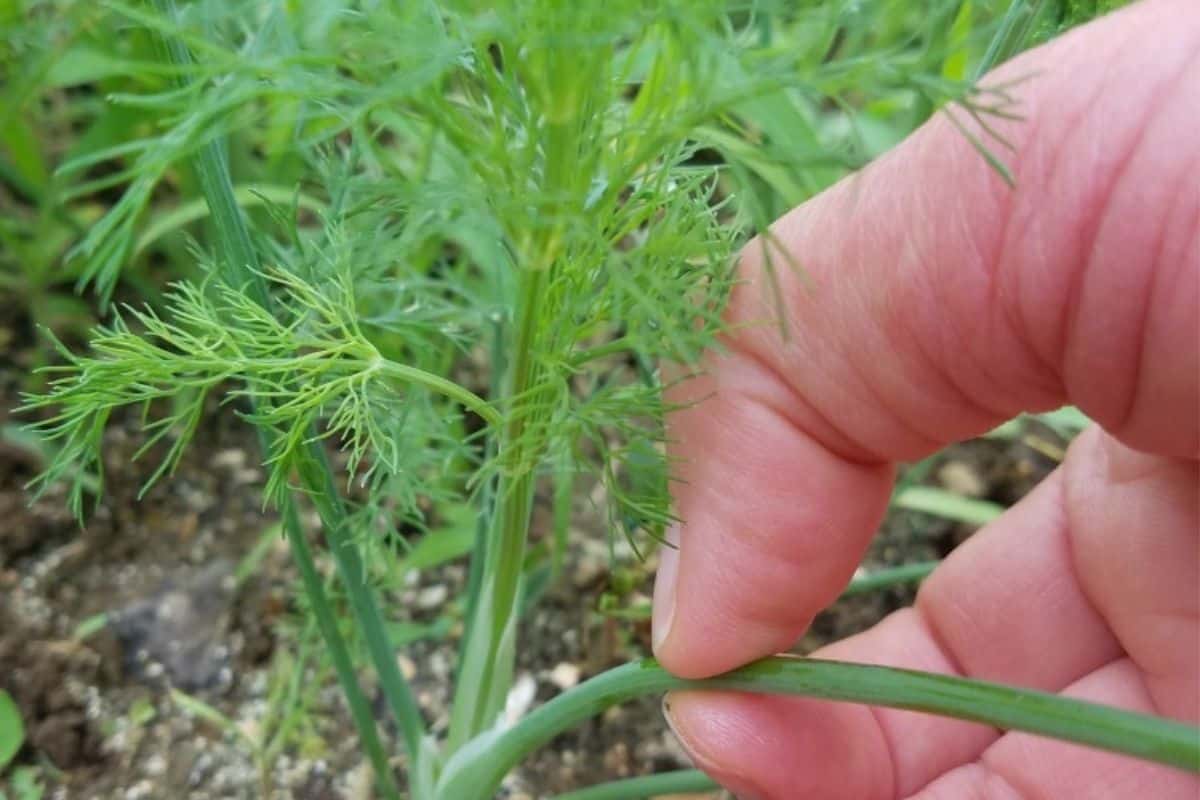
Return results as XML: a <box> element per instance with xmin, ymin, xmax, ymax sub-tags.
<box><xmin>438</xmin><ymin>656</ymin><xmax>1200</xmax><ymax>799</ymax></box>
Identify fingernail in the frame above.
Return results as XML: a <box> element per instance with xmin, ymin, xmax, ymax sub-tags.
<box><xmin>652</xmin><ymin>524</ymin><xmax>680</xmax><ymax>653</ymax></box>
<box><xmin>662</xmin><ymin>693</ymin><xmax>770</xmax><ymax>800</ymax></box>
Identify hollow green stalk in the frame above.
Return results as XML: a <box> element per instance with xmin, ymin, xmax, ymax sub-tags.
<box><xmin>447</xmin><ymin>267</ymin><xmax>547</xmax><ymax>752</ymax></box>
<box><xmin>447</xmin><ymin>92</ymin><xmax>582</xmax><ymax>751</ymax></box>
<box><xmin>438</xmin><ymin>656</ymin><xmax>1200</xmax><ymax>798</ymax></box>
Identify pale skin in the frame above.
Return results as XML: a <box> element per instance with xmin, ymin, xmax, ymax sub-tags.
<box><xmin>651</xmin><ymin>1</ymin><xmax>1199</xmax><ymax>797</ymax></box>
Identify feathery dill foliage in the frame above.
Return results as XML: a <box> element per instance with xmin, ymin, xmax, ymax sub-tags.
<box><xmin>24</xmin><ymin>0</ymin><xmax>1030</xmax><ymax>541</ymax></box>
<box><xmin>24</xmin><ymin>262</ymin><xmax>488</xmax><ymax>516</ymax></box>
<box><xmin>25</xmin><ymin>0</ymin><xmax>799</xmax><ymax>544</ymax></box>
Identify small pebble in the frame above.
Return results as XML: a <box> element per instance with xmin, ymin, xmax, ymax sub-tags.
<box><xmin>415</xmin><ymin>584</ymin><xmax>448</xmax><ymax>609</ymax></box>
<box><xmin>547</xmin><ymin>662</ymin><xmax>581</xmax><ymax>690</ymax></box>
<box><xmin>937</xmin><ymin>461</ymin><xmax>986</xmax><ymax>498</ymax></box>
<box><xmin>397</xmin><ymin>655</ymin><xmax>417</xmax><ymax>681</ymax></box>
<box><xmin>504</xmin><ymin>673</ymin><xmax>537</xmax><ymax>724</ymax></box>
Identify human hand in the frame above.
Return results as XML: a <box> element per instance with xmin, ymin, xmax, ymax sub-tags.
<box><xmin>651</xmin><ymin>1</ymin><xmax>1199</xmax><ymax>797</ymax></box>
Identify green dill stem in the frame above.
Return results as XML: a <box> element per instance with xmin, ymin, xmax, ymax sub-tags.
<box><xmin>447</xmin><ymin>267</ymin><xmax>547</xmax><ymax>751</ymax></box>
<box><xmin>378</xmin><ymin>361</ymin><xmax>500</xmax><ymax>428</ymax></box>
<box><xmin>551</xmin><ymin>770</ymin><xmax>716</xmax><ymax>800</ymax></box>
<box><xmin>447</xmin><ymin>99</ymin><xmax>585</xmax><ymax>750</ymax></box>
<box><xmin>438</xmin><ymin>657</ymin><xmax>1200</xmax><ymax>798</ymax></box>
<box><xmin>151</xmin><ymin>0</ymin><xmax>426</xmax><ymax>779</ymax></box>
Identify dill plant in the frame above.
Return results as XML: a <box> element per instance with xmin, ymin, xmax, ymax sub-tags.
<box><xmin>20</xmin><ymin>0</ymin><xmax>1195</xmax><ymax>797</ymax></box>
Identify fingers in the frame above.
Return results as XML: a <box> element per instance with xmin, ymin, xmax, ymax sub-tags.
<box><xmin>654</xmin><ymin>0</ymin><xmax>1200</xmax><ymax>678</ymax></box>
<box><xmin>661</xmin><ymin>429</ymin><xmax>1200</xmax><ymax>799</ymax></box>
<box><xmin>660</xmin><ymin>439</ymin><xmax>1107</xmax><ymax>798</ymax></box>
<box><xmin>1064</xmin><ymin>433</ymin><xmax>1200</xmax><ymax>722</ymax></box>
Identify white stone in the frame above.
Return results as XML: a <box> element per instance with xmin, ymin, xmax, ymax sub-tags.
<box><xmin>547</xmin><ymin>662</ymin><xmax>581</xmax><ymax>690</ymax></box>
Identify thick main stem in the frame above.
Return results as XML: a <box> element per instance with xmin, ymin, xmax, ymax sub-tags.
<box><xmin>444</xmin><ymin>91</ymin><xmax>577</xmax><ymax>760</ymax></box>
<box><xmin>447</xmin><ymin>267</ymin><xmax>546</xmax><ymax>751</ymax></box>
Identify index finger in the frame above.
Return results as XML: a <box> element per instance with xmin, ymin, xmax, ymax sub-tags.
<box><xmin>653</xmin><ymin>0</ymin><xmax>1200</xmax><ymax>678</ymax></box>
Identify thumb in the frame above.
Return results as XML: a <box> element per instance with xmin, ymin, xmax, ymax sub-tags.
<box><xmin>653</xmin><ymin>0</ymin><xmax>1200</xmax><ymax>678</ymax></box>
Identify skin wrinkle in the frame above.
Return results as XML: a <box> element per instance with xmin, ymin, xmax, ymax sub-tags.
<box><xmin>1033</xmin><ymin>488</ymin><xmax>1122</xmax><ymax>668</ymax></box>
<box><xmin>1113</xmin><ymin>193</ymin><xmax>1170</xmax><ymax>445</ymax></box>
<box><xmin>1062</xmin><ymin>45</ymin><xmax>1199</xmax><ymax>439</ymax></box>
<box><xmin>739</xmin><ymin>42</ymin><xmax>1173</xmax><ymax>470</ymax></box>
<box><xmin>1060</xmin><ymin>38</ymin><xmax>1200</xmax><ymax>438</ymax></box>
<box><xmin>838</xmin><ymin>325</ymin><xmax>949</xmax><ymax>459</ymax></box>
<box><xmin>977</xmin><ymin>755</ymin><xmax>1045</xmax><ymax>800</ymax></box>
<box><xmin>731</xmin><ymin>307</ymin><xmax>890</xmax><ymax>466</ymax></box>
<box><xmin>1007</xmin><ymin>16</ymin><xmax>1144</xmax><ymax>373</ymax></box>
<box><xmin>916</xmin><ymin>762</ymin><xmax>1030</xmax><ymax>800</ymax></box>
<box><xmin>1061</xmin><ymin>438</ymin><xmax>1199</xmax><ymax>719</ymax></box>
<box><xmin>1114</xmin><ymin>604</ymin><xmax>1200</xmax><ymax>720</ymax></box>
<box><xmin>1124</xmin><ymin>141</ymin><xmax>1200</xmax><ymax>451</ymax></box>
<box><xmin>894</xmin><ymin>282</ymin><xmax>1013</xmax><ymax>426</ymax></box>
<box><xmin>1110</xmin><ymin>655</ymin><xmax>1176</xmax><ymax>727</ymax></box>
<box><xmin>842</xmin><ymin>221</ymin><xmax>977</xmax><ymax>453</ymax></box>
<box><xmin>958</xmin><ymin>99</ymin><xmax>1065</xmax><ymax>410</ymax></box>
<box><xmin>909</xmin><ymin>603</ymin><xmax>973</xmax><ymax>696</ymax></box>
<box><xmin>781</xmin><ymin>184</ymin><xmax>953</xmax><ymax>459</ymax></box>
<box><xmin>905</xmin><ymin>112</ymin><xmax>1055</xmax><ymax>422</ymax></box>
<box><xmin>884</xmin><ymin>170</ymin><xmax>1017</xmax><ymax>427</ymax></box>
<box><xmin>731</xmin><ymin>166</ymin><xmax>960</xmax><ymax>465</ymax></box>
<box><xmin>863</xmin><ymin>702</ymin><xmax>901</xmax><ymax>800</ymax></box>
<box><xmin>921</xmin><ymin>468</ymin><xmax>1119</xmax><ymax>680</ymax></box>
<box><xmin>843</xmin><ymin>164</ymin><xmax>970</xmax><ymax>451</ymax></box>
<box><xmin>929</xmin><ymin>132</ymin><xmax>1034</xmax><ymax>422</ymax></box>
<box><xmin>874</xmin><ymin>609</ymin><xmax>996</xmax><ymax>795</ymax></box>
<box><xmin>873</xmin><ymin>470</ymin><xmax>1122</xmax><ymax>796</ymax></box>
<box><xmin>1133</xmin><ymin>608</ymin><xmax>1200</xmax><ymax>712</ymax></box>
<box><xmin>731</xmin><ymin>339</ymin><xmax>882</xmax><ymax>466</ymax></box>
<box><xmin>969</xmin><ymin>659</ymin><xmax>1187</xmax><ymax>800</ymax></box>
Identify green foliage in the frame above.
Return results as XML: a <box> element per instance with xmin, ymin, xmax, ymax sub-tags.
<box><xmin>893</xmin><ymin>485</ymin><xmax>1005</xmax><ymax>526</ymax></box>
<box><xmin>0</xmin><ymin>767</ymin><xmax>44</xmax><ymax>800</ymax></box>
<box><xmin>0</xmin><ymin>690</ymin><xmax>23</xmax><ymax>773</ymax></box>
<box><xmin>23</xmin><ymin>265</ymin><xmax>493</xmax><ymax>518</ymax></box>
<box><xmin>21</xmin><ymin>0</ymin><xmax>1041</xmax><ymax>573</ymax></box>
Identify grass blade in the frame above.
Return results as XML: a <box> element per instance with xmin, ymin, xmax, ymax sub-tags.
<box><xmin>841</xmin><ymin>561</ymin><xmax>939</xmax><ymax>597</ymax></box>
<box><xmin>279</xmin><ymin>500</ymin><xmax>404</xmax><ymax>799</ymax></box>
<box><xmin>894</xmin><ymin>485</ymin><xmax>1004</xmax><ymax>526</ymax></box>
<box><xmin>552</xmin><ymin>770</ymin><xmax>717</xmax><ymax>800</ymax></box>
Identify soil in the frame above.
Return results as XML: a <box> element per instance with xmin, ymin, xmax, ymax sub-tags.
<box><xmin>0</xmin><ymin>303</ymin><xmax>1064</xmax><ymax>800</ymax></box>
